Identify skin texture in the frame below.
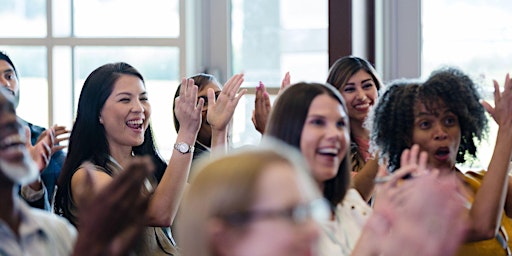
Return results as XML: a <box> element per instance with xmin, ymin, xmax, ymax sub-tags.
<box><xmin>252</xmin><ymin>72</ymin><xmax>291</xmax><ymax>134</ymax></box>
<box><xmin>197</xmin><ymin>81</ymin><xmax>221</xmax><ymax>147</ymax></box>
<box><xmin>300</xmin><ymin>94</ymin><xmax>349</xmax><ymax>186</ymax></box>
<box><xmin>224</xmin><ymin>163</ymin><xmax>320</xmax><ymax>256</ymax></box>
<box><xmin>411</xmin><ymin>103</ymin><xmax>461</xmax><ymax>171</ymax></box>
<box><xmin>339</xmin><ymin>69</ymin><xmax>378</xmax><ymax>133</ymax></box>
<box><xmin>369</xmin><ymin>68</ymin><xmax>512</xmax><ymax>245</ymax></box>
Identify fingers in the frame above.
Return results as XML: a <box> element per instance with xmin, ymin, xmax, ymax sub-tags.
<box><xmin>24</xmin><ymin>126</ymin><xmax>32</xmax><ymax>148</ymax></box>
<box><xmin>280</xmin><ymin>72</ymin><xmax>291</xmax><ymax>94</ymax></box>
<box><xmin>223</xmin><ymin>73</ymin><xmax>244</xmax><ymax>98</ymax></box>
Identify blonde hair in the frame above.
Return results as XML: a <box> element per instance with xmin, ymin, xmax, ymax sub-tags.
<box><xmin>177</xmin><ymin>140</ymin><xmax>319</xmax><ymax>256</ymax></box>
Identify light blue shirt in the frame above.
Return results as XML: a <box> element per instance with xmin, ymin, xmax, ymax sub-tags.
<box><xmin>0</xmin><ymin>198</ymin><xmax>77</xmax><ymax>256</ymax></box>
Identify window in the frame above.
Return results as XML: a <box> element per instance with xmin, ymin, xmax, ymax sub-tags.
<box><xmin>230</xmin><ymin>0</ymin><xmax>329</xmax><ymax>147</ymax></box>
<box><xmin>422</xmin><ymin>0</ymin><xmax>512</xmax><ymax>169</ymax></box>
<box><xmin>2</xmin><ymin>0</ymin><xmax>184</xmax><ymax>159</ymax></box>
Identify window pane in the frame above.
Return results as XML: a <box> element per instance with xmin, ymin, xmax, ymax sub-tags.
<box><xmin>231</xmin><ymin>0</ymin><xmax>328</xmax><ymax>87</ymax></box>
<box><xmin>0</xmin><ymin>46</ymin><xmax>48</xmax><ymax>127</ymax></box>
<box><xmin>421</xmin><ymin>0</ymin><xmax>512</xmax><ymax>169</ymax></box>
<box><xmin>74</xmin><ymin>46</ymin><xmax>180</xmax><ymax>159</ymax></box>
<box><xmin>0</xmin><ymin>0</ymin><xmax>46</xmax><ymax>37</ymax></box>
<box><xmin>73</xmin><ymin>0</ymin><xmax>179</xmax><ymax>37</ymax></box>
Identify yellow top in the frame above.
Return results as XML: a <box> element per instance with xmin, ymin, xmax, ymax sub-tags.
<box><xmin>456</xmin><ymin>170</ymin><xmax>512</xmax><ymax>256</ymax></box>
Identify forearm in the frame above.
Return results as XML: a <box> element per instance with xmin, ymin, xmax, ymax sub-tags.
<box><xmin>211</xmin><ymin>128</ymin><xmax>228</xmax><ymax>155</ymax></box>
<box><xmin>352</xmin><ymin>158</ymin><xmax>379</xmax><ymax>201</ymax></box>
<box><xmin>146</xmin><ymin>130</ymin><xmax>196</xmax><ymax>226</ymax></box>
<box><xmin>468</xmin><ymin>127</ymin><xmax>512</xmax><ymax>241</ymax></box>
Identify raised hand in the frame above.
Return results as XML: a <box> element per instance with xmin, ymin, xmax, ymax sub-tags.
<box><xmin>252</xmin><ymin>81</ymin><xmax>271</xmax><ymax>134</ymax></box>
<box><xmin>365</xmin><ymin>144</ymin><xmax>468</xmax><ymax>256</ymax></box>
<box><xmin>278</xmin><ymin>71</ymin><xmax>291</xmax><ymax>95</ymax></box>
<box><xmin>174</xmin><ymin>78</ymin><xmax>203</xmax><ymax>134</ymax></box>
<box><xmin>73</xmin><ymin>157</ymin><xmax>153</xmax><ymax>256</ymax></box>
<box><xmin>26</xmin><ymin>126</ymin><xmax>51</xmax><ymax>173</ymax></box>
<box><xmin>481</xmin><ymin>73</ymin><xmax>512</xmax><ymax>127</ymax></box>
<box><xmin>37</xmin><ymin>124</ymin><xmax>70</xmax><ymax>154</ymax></box>
<box><xmin>206</xmin><ymin>73</ymin><xmax>246</xmax><ymax>132</ymax></box>
<box><xmin>251</xmin><ymin>72</ymin><xmax>290</xmax><ymax>135</ymax></box>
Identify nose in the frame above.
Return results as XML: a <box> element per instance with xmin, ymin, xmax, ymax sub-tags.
<box><xmin>433</xmin><ymin>123</ymin><xmax>448</xmax><ymax>140</ymax></box>
<box><xmin>131</xmin><ymin>99</ymin><xmax>145</xmax><ymax>113</ymax></box>
<box><xmin>0</xmin><ymin>76</ymin><xmax>9</xmax><ymax>88</ymax></box>
<box><xmin>356</xmin><ymin>88</ymin><xmax>367</xmax><ymax>101</ymax></box>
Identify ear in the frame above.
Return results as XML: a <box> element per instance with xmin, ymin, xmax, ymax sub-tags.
<box><xmin>99</xmin><ymin>116</ymin><xmax>103</xmax><ymax>124</ymax></box>
<box><xmin>208</xmin><ymin>218</ymin><xmax>239</xmax><ymax>256</ymax></box>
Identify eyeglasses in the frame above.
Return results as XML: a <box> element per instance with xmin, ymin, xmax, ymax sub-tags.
<box><xmin>221</xmin><ymin>198</ymin><xmax>330</xmax><ymax>226</ymax></box>
<box><xmin>197</xmin><ymin>91</ymin><xmax>221</xmax><ymax>108</ymax></box>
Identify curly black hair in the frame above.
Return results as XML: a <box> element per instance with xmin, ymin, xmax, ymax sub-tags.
<box><xmin>368</xmin><ymin>67</ymin><xmax>488</xmax><ymax>171</ymax></box>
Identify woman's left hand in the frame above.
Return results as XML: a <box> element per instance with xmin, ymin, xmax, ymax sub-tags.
<box><xmin>174</xmin><ymin>78</ymin><xmax>203</xmax><ymax>134</ymax></box>
<box><xmin>207</xmin><ymin>73</ymin><xmax>246</xmax><ymax>131</ymax></box>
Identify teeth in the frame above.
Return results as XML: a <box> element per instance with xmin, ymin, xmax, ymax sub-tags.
<box><xmin>126</xmin><ymin>119</ymin><xmax>143</xmax><ymax>125</ymax></box>
<box><xmin>354</xmin><ymin>103</ymin><xmax>370</xmax><ymax>110</ymax></box>
<box><xmin>0</xmin><ymin>134</ymin><xmax>24</xmax><ymax>148</ymax></box>
<box><xmin>318</xmin><ymin>148</ymin><xmax>338</xmax><ymax>155</ymax></box>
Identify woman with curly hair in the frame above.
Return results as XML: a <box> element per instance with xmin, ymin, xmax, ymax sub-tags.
<box><xmin>368</xmin><ymin>67</ymin><xmax>512</xmax><ymax>255</ymax></box>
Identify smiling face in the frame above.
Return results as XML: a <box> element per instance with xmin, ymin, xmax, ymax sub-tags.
<box><xmin>229</xmin><ymin>162</ymin><xmax>320</xmax><ymax>256</ymax></box>
<box><xmin>339</xmin><ymin>69</ymin><xmax>378</xmax><ymax>127</ymax></box>
<box><xmin>0</xmin><ymin>89</ymin><xmax>37</xmax><ymax>185</ymax></box>
<box><xmin>412</xmin><ymin>101</ymin><xmax>461</xmax><ymax>172</ymax></box>
<box><xmin>197</xmin><ymin>81</ymin><xmax>221</xmax><ymax>147</ymax></box>
<box><xmin>300</xmin><ymin>94</ymin><xmax>349</xmax><ymax>184</ymax></box>
<box><xmin>0</xmin><ymin>60</ymin><xmax>19</xmax><ymax>101</ymax></box>
<box><xmin>99</xmin><ymin>75</ymin><xmax>151</xmax><ymax>150</ymax></box>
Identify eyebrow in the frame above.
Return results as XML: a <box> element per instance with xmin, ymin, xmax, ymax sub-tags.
<box><xmin>1</xmin><ymin>68</ymin><xmax>15</xmax><ymax>75</ymax></box>
<box><xmin>115</xmin><ymin>91</ymin><xmax>147</xmax><ymax>97</ymax></box>
<box><xmin>415</xmin><ymin>109</ymin><xmax>452</xmax><ymax>118</ymax></box>
<box><xmin>345</xmin><ymin>78</ymin><xmax>373</xmax><ymax>85</ymax></box>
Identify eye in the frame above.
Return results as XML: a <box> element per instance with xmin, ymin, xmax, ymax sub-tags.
<box><xmin>140</xmin><ymin>96</ymin><xmax>149</xmax><ymax>102</ymax></box>
<box><xmin>444</xmin><ymin>115</ymin><xmax>458</xmax><ymax>126</ymax></box>
<box><xmin>418</xmin><ymin>120</ymin><xmax>431</xmax><ymax>129</ymax></box>
<box><xmin>362</xmin><ymin>82</ymin><xmax>374</xmax><ymax>89</ymax></box>
<box><xmin>336</xmin><ymin>119</ymin><xmax>346</xmax><ymax>128</ymax></box>
<box><xmin>119</xmin><ymin>98</ymin><xmax>130</xmax><ymax>103</ymax></box>
<box><xmin>342</xmin><ymin>86</ymin><xmax>355</xmax><ymax>93</ymax></box>
<box><xmin>309</xmin><ymin>118</ymin><xmax>325</xmax><ymax>126</ymax></box>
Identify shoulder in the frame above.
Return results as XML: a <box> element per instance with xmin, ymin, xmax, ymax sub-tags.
<box><xmin>71</xmin><ymin>164</ymin><xmax>114</xmax><ymax>204</ymax></box>
<box><xmin>22</xmin><ymin>202</ymin><xmax>77</xmax><ymax>246</ymax></box>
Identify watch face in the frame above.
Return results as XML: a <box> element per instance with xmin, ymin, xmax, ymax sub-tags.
<box><xmin>178</xmin><ymin>143</ymin><xmax>188</xmax><ymax>152</ymax></box>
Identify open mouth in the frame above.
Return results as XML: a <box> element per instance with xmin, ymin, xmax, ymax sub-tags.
<box><xmin>434</xmin><ymin>147</ymin><xmax>450</xmax><ymax>161</ymax></box>
<box><xmin>126</xmin><ymin>119</ymin><xmax>144</xmax><ymax>130</ymax></box>
<box><xmin>0</xmin><ymin>134</ymin><xmax>24</xmax><ymax>150</ymax></box>
<box><xmin>317</xmin><ymin>147</ymin><xmax>339</xmax><ymax>157</ymax></box>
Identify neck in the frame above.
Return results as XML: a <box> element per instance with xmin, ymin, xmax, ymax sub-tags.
<box><xmin>108</xmin><ymin>145</ymin><xmax>134</xmax><ymax>169</ymax></box>
<box><xmin>350</xmin><ymin>118</ymin><xmax>369</xmax><ymax>140</ymax></box>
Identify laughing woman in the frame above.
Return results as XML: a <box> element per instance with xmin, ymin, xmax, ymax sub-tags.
<box><xmin>55</xmin><ymin>62</ymin><xmax>242</xmax><ymax>255</ymax></box>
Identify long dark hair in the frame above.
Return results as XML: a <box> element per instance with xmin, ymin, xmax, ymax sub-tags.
<box><xmin>265</xmin><ymin>82</ymin><xmax>351</xmax><ymax>208</ymax></box>
<box><xmin>326</xmin><ymin>56</ymin><xmax>382</xmax><ymax>172</ymax></box>
<box><xmin>55</xmin><ymin>62</ymin><xmax>167</xmax><ymax>223</ymax></box>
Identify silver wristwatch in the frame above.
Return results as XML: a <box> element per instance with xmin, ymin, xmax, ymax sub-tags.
<box><xmin>174</xmin><ymin>142</ymin><xmax>194</xmax><ymax>154</ymax></box>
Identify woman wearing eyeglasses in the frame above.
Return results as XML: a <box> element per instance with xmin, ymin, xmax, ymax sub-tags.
<box><xmin>177</xmin><ymin>142</ymin><xmax>328</xmax><ymax>256</ymax></box>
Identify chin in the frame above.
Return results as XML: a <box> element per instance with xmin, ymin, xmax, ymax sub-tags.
<box><xmin>0</xmin><ymin>156</ymin><xmax>39</xmax><ymax>185</ymax></box>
